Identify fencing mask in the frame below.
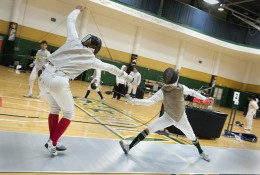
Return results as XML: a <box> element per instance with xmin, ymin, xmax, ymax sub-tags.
<box><xmin>81</xmin><ymin>34</ymin><xmax>102</xmax><ymax>55</ymax></box>
<box><xmin>90</xmin><ymin>82</ymin><xmax>97</xmax><ymax>90</ymax></box>
<box><xmin>163</xmin><ymin>68</ymin><xmax>179</xmax><ymax>84</ymax></box>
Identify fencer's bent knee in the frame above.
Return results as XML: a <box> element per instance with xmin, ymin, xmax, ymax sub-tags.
<box><xmin>50</xmin><ymin>106</ymin><xmax>61</xmax><ymax>115</ymax></box>
<box><xmin>62</xmin><ymin>111</ymin><xmax>74</xmax><ymax>120</ymax></box>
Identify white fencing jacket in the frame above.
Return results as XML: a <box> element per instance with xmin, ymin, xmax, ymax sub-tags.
<box><xmin>35</xmin><ymin>49</ymin><xmax>50</xmax><ymax>71</ymax></box>
<box><xmin>248</xmin><ymin>99</ymin><xmax>259</xmax><ymax>114</ymax></box>
<box><xmin>116</xmin><ymin>65</ymin><xmax>127</xmax><ymax>85</ymax></box>
<box><xmin>47</xmin><ymin>9</ymin><xmax>126</xmax><ymax>80</ymax></box>
<box><xmin>129</xmin><ymin>71</ymin><xmax>141</xmax><ymax>86</ymax></box>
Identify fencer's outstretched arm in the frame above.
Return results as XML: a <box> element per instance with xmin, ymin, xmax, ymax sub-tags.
<box><xmin>183</xmin><ymin>85</ymin><xmax>207</xmax><ymax>100</ymax></box>
<box><xmin>91</xmin><ymin>58</ymin><xmax>133</xmax><ymax>82</ymax></box>
<box><xmin>131</xmin><ymin>89</ymin><xmax>163</xmax><ymax>106</ymax></box>
<box><xmin>66</xmin><ymin>7</ymin><xmax>83</xmax><ymax>42</ymax></box>
<box><xmin>67</xmin><ymin>5</ymin><xmax>86</xmax><ymax>42</ymax></box>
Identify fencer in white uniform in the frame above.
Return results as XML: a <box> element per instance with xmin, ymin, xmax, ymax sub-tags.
<box><xmin>245</xmin><ymin>95</ymin><xmax>259</xmax><ymax>131</ymax></box>
<box><xmin>39</xmin><ymin>6</ymin><xmax>133</xmax><ymax>156</ymax></box>
<box><xmin>113</xmin><ymin>65</ymin><xmax>127</xmax><ymax>100</ymax></box>
<box><xmin>83</xmin><ymin>68</ymin><xmax>105</xmax><ymax>103</ymax></box>
<box><xmin>127</xmin><ymin>67</ymin><xmax>141</xmax><ymax>98</ymax></box>
<box><xmin>24</xmin><ymin>41</ymin><xmax>50</xmax><ymax>98</ymax></box>
<box><xmin>120</xmin><ymin>68</ymin><xmax>211</xmax><ymax>162</ymax></box>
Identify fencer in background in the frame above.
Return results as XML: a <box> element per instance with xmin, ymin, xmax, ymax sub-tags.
<box><xmin>113</xmin><ymin>65</ymin><xmax>127</xmax><ymax>101</ymax></box>
<box><xmin>127</xmin><ymin>67</ymin><xmax>141</xmax><ymax>98</ymax></box>
<box><xmin>120</xmin><ymin>68</ymin><xmax>212</xmax><ymax>162</ymax></box>
<box><xmin>24</xmin><ymin>41</ymin><xmax>50</xmax><ymax>98</ymax></box>
<box><xmin>39</xmin><ymin>6</ymin><xmax>133</xmax><ymax>156</ymax></box>
<box><xmin>245</xmin><ymin>95</ymin><xmax>259</xmax><ymax>131</ymax></box>
<box><xmin>127</xmin><ymin>59</ymin><xmax>137</xmax><ymax>74</ymax></box>
<box><xmin>83</xmin><ymin>69</ymin><xmax>105</xmax><ymax>103</ymax></box>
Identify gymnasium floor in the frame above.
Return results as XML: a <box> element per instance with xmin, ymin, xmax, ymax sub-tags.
<box><xmin>0</xmin><ymin>65</ymin><xmax>260</xmax><ymax>175</ymax></box>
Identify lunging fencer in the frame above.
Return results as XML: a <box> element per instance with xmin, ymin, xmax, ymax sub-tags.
<box><xmin>83</xmin><ymin>68</ymin><xmax>105</xmax><ymax>103</ymax></box>
<box><xmin>24</xmin><ymin>41</ymin><xmax>50</xmax><ymax>98</ymax></box>
<box><xmin>39</xmin><ymin>5</ymin><xmax>133</xmax><ymax>156</ymax></box>
<box><xmin>120</xmin><ymin>68</ymin><xmax>211</xmax><ymax>162</ymax></box>
<box><xmin>244</xmin><ymin>95</ymin><xmax>259</xmax><ymax>131</ymax></box>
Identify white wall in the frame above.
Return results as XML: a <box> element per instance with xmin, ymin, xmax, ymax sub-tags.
<box><xmin>19</xmin><ymin>0</ymin><xmax>72</xmax><ymax>37</ymax></box>
<box><xmin>87</xmin><ymin>13</ymin><xmax>136</xmax><ymax>53</ymax></box>
<box><xmin>248</xmin><ymin>63</ymin><xmax>260</xmax><ymax>85</ymax></box>
<box><xmin>139</xmin><ymin>28</ymin><xmax>179</xmax><ymax>65</ymax></box>
<box><xmin>0</xmin><ymin>0</ymin><xmax>13</xmax><ymax>21</ymax></box>
<box><xmin>182</xmin><ymin>42</ymin><xmax>215</xmax><ymax>74</ymax></box>
<box><xmin>218</xmin><ymin>55</ymin><xmax>247</xmax><ymax>82</ymax></box>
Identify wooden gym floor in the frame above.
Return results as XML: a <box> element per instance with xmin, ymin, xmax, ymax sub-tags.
<box><xmin>0</xmin><ymin>65</ymin><xmax>259</xmax><ymax>175</ymax></box>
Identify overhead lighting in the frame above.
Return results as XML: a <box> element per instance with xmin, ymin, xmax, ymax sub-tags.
<box><xmin>218</xmin><ymin>4</ymin><xmax>224</xmax><ymax>11</ymax></box>
<box><xmin>218</xmin><ymin>7</ymin><xmax>224</xmax><ymax>11</ymax></box>
<box><xmin>203</xmin><ymin>0</ymin><xmax>219</xmax><ymax>5</ymax></box>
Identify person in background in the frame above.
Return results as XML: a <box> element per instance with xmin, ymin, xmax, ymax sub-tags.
<box><xmin>24</xmin><ymin>41</ymin><xmax>50</xmax><ymax>98</ymax></box>
<box><xmin>245</xmin><ymin>95</ymin><xmax>259</xmax><ymax>131</ymax></box>
<box><xmin>82</xmin><ymin>68</ymin><xmax>105</xmax><ymax>103</ymax></box>
<box><xmin>127</xmin><ymin>67</ymin><xmax>141</xmax><ymax>98</ymax></box>
<box><xmin>113</xmin><ymin>65</ymin><xmax>127</xmax><ymax>101</ymax></box>
<box><xmin>209</xmin><ymin>75</ymin><xmax>217</xmax><ymax>97</ymax></box>
<box><xmin>127</xmin><ymin>59</ymin><xmax>137</xmax><ymax>74</ymax></box>
<box><xmin>8</xmin><ymin>22</ymin><xmax>17</xmax><ymax>41</ymax></box>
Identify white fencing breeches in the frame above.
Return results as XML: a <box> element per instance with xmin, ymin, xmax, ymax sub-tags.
<box><xmin>29</xmin><ymin>66</ymin><xmax>38</xmax><ymax>80</ymax></box>
<box><xmin>246</xmin><ymin>109</ymin><xmax>256</xmax><ymax>129</ymax></box>
<box><xmin>148</xmin><ymin>112</ymin><xmax>196</xmax><ymax>141</ymax></box>
<box><xmin>39</xmin><ymin>66</ymin><xmax>74</xmax><ymax>120</ymax></box>
<box><xmin>28</xmin><ymin>67</ymin><xmax>38</xmax><ymax>94</ymax></box>
<box><xmin>128</xmin><ymin>84</ymin><xmax>138</xmax><ymax>95</ymax></box>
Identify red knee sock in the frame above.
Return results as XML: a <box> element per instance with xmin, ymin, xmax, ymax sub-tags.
<box><xmin>51</xmin><ymin>118</ymin><xmax>71</xmax><ymax>146</ymax></box>
<box><xmin>48</xmin><ymin>114</ymin><xmax>59</xmax><ymax>139</ymax></box>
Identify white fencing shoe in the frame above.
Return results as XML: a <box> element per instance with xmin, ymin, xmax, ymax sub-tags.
<box><xmin>119</xmin><ymin>140</ymin><xmax>129</xmax><ymax>154</ymax></box>
<box><xmin>200</xmin><ymin>152</ymin><xmax>210</xmax><ymax>162</ymax></box>
<box><xmin>45</xmin><ymin>139</ymin><xmax>57</xmax><ymax>156</ymax></box>
<box><xmin>23</xmin><ymin>93</ymin><xmax>32</xmax><ymax>98</ymax></box>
